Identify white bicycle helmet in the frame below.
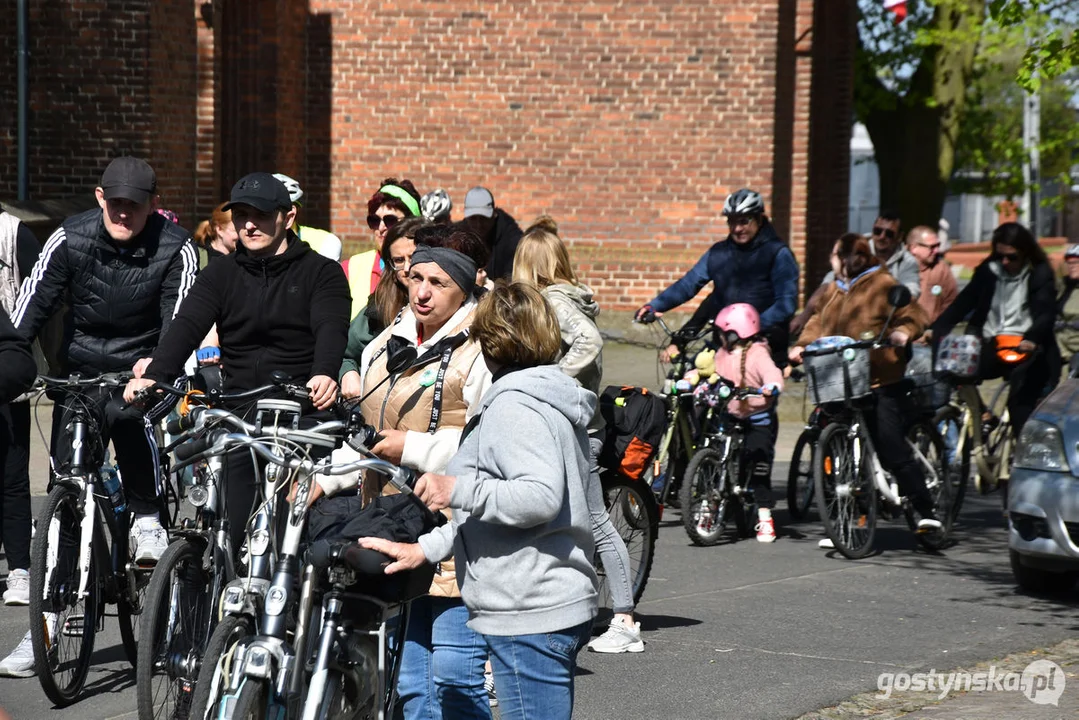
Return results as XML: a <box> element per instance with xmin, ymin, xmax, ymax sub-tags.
<box><xmin>272</xmin><ymin>173</ymin><xmax>304</xmax><ymax>206</ymax></box>
<box><xmin>1066</xmin><ymin>244</ymin><xmax>1079</xmax><ymax>259</ymax></box>
<box><xmin>722</xmin><ymin>188</ymin><xmax>765</xmax><ymax>217</ymax></box>
<box><xmin>421</xmin><ymin>188</ymin><xmax>453</xmax><ymax>222</ymax></box>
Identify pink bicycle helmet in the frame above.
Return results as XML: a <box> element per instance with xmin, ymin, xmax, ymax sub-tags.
<box><xmin>714</xmin><ymin>303</ymin><xmax>760</xmax><ymax>340</ymax></box>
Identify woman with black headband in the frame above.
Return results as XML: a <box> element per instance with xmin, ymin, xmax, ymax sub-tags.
<box><xmin>321</xmin><ymin>229</ymin><xmax>493</xmax><ymax>718</ymax></box>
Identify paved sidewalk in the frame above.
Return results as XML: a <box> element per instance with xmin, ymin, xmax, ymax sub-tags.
<box><xmin>798</xmin><ymin>638</ymin><xmax>1079</xmax><ymax>720</ymax></box>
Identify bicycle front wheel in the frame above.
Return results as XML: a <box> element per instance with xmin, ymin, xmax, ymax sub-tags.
<box><xmin>223</xmin><ymin>678</ymin><xmax>271</xmax><ymax>719</ymax></box>
<box><xmin>680</xmin><ymin>447</ymin><xmax>733</xmax><ymax>546</ymax></box>
<box><xmin>786</xmin><ymin>429</ymin><xmax>816</xmax><ymax>521</ymax></box>
<box><xmin>137</xmin><ymin>539</ymin><xmax>214</xmax><ymax>720</ymax></box>
<box><xmin>601</xmin><ymin>475</ymin><xmax>658</xmax><ymax>605</ymax></box>
<box><xmin>815</xmin><ymin>424</ymin><xmax>877</xmax><ymax>559</ymax></box>
<box><xmin>29</xmin><ymin>484</ymin><xmax>98</xmax><ymax>707</ymax></box>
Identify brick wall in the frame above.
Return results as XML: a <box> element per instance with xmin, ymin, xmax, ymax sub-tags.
<box><xmin>0</xmin><ymin>0</ymin><xmax>198</xmax><ymax>225</ymax></box>
<box><xmin>307</xmin><ymin>0</ymin><xmax>789</xmax><ymax>309</ymax></box>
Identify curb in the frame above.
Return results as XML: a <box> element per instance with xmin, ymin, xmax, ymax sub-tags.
<box><xmin>796</xmin><ymin>638</ymin><xmax>1079</xmax><ymax>720</ymax></box>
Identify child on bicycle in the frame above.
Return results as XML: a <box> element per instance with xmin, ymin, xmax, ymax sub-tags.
<box><xmin>711</xmin><ymin>303</ymin><xmax>784</xmax><ymax>542</ymax></box>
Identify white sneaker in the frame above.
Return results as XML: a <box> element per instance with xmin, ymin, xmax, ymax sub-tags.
<box><xmin>818</xmin><ymin>537</ymin><xmax>835</xmax><ymax>549</ymax></box>
<box><xmin>3</xmin><ymin>569</ymin><xmax>30</xmax><ymax>606</ymax></box>
<box><xmin>587</xmin><ymin>618</ymin><xmax>644</xmax><ymax>654</ymax></box>
<box><xmin>0</xmin><ymin>630</ymin><xmax>35</xmax><ymax>678</ymax></box>
<box><xmin>917</xmin><ymin>517</ymin><xmax>943</xmax><ymax>532</ymax></box>
<box><xmin>132</xmin><ymin>514</ymin><xmax>169</xmax><ymax>563</ymax></box>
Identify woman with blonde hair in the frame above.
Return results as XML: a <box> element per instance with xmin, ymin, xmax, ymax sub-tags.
<box><xmin>512</xmin><ymin>217</ymin><xmax>643</xmax><ymax>654</ymax></box>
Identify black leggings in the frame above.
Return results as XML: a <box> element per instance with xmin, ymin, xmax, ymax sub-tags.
<box><xmin>862</xmin><ymin>384</ymin><xmax>934</xmax><ymax>517</ymax></box>
<box><xmin>742</xmin><ymin>420</ymin><xmax>777</xmax><ymax>509</ymax></box>
<box><xmin>1</xmin><ymin>401</ymin><xmax>32</xmax><ymax>570</ymax></box>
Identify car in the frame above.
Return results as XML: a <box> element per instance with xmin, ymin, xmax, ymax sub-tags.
<box><xmin>1008</xmin><ymin>378</ymin><xmax>1079</xmax><ymax>593</ymax></box>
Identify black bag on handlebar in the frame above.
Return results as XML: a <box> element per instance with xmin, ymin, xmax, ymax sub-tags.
<box><xmin>307</xmin><ymin>493</ymin><xmax>442</xmax><ymax>547</ymax></box>
<box><xmin>597</xmin><ymin>385</ymin><xmax>667</xmax><ymax>481</ymax></box>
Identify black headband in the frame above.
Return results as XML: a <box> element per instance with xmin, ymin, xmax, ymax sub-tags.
<box><xmin>409</xmin><ymin>244</ymin><xmax>477</xmax><ymax>296</ymax></box>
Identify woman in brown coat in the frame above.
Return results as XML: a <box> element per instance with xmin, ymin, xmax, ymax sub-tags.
<box><xmin>789</xmin><ymin>233</ymin><xmax>941</xmax><ymax>531</ymax></box>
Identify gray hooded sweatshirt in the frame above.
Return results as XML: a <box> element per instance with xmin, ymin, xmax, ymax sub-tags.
<box><xmin>984</xmin><ymin>260</ymin><xmax>1032</xmax><ymax>338</ymax></box>
<box><xmin>418</xmin><ymin>364</ymin><xmax>599</xmax><ymax>636</ymax></box>
<box><xmin>544</xmin><ymin>283</ymin><xmax>603</xmax><ymax>396</ymax></box>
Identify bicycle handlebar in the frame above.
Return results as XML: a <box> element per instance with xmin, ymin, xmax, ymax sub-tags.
<box><xmin>37</xmin><ymin>373</ymin><xmax>133</xmax><ymax>390</ymax></box>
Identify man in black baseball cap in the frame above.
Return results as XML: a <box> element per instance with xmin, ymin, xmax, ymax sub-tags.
<box><xmin>99</xmin><ymin>156</ymin><xmax>157</xmax><ymax>205</ymax></box>
<box><xmin>125</xmin><ymin>169</ymin><xmax>350</xmax><ymax>554</ymax></box>
<box><xmin>222</xmin><ymin>172</ymin><xmax>296</xmax><ymax>257</ymax></box>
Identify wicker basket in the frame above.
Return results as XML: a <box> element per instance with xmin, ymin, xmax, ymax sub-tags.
<box><xmin>904</xmin><ymin>372</ymin><xmax>952</xmax><ymax>414</ymax></box>
<box><xmin>804</xmin><ymin>346</ymin><xmax>872</xmax><ymax>406</ymax></box>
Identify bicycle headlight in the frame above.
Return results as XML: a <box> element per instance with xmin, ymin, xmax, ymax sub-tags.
<box><xmin>1014</xmin><ymin>420</ymin><xmax>1069</xmax><ymax>473</ymax></box>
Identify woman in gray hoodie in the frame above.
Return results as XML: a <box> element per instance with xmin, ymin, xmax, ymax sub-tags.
<box><xmin>361</xmin><ymin>283</ymin><xmax>598</xmax><ymax>720</ymax></box>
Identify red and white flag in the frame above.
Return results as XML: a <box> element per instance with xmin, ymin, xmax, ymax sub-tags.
<box><xmin>884</xmin><ymin>0</ymin><xmax>907</xmax><ymax>23</ymax></box>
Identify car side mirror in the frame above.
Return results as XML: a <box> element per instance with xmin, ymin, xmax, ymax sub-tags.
<box><xmin>887</xmin><ymin>285</ymin><xmax>912</xmax><ymax>309</ymax></box>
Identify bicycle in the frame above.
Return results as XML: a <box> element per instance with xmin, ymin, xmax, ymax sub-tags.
<box><xmin>594</xmin><ymin>470</ymin><xmax>658</xmax><ymax>610</ymax></box>
<box><xmin>633</xmin><ymin>311</ymin><xmax>714</xmax><ymax>514</ymax></box>
<box><xmin>28</xmin><ymin>373</ymin><xmax>167</xmax><ymax>706</ymax></box>
<box><xmin>680</xmin><ymin>381</ymin><xmax>770</xmax><ymax>545</ymax></box>
<box><xmin>804</xmin><ymin>336</ymin><xmax>953</xmax><ymax>559</ymax></box>
<box><xmin>135</xmin><ymin>372</ymin><xmax>314</xmax><ymax>720</ymax></box>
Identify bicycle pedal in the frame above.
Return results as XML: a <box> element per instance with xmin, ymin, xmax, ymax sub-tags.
<box><xmin>62</xmin><ymin>615</ymin><xmax>86</xmax><ymax>637</ymax></box>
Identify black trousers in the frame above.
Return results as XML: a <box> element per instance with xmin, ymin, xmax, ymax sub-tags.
<box><xmin>862</xmin><ymin>383</ymin><xmax>934</xmax><ymax>517</ymax></box>
<box><xmin>741</xmin><ymin>419</ymin><xmax>777</xmax><ymax>509</ymax></box>
<box><xmin>50</xmin><ymin>388</ymin><xmax>161</xmax><ymax>516</ymax></box>
<box><xmin>1</xmin><ymin>401</ymin><xmax>32</xmax><ymax>570</ymax></box>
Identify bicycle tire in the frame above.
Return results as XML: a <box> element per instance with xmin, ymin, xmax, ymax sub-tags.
<box><xmin>814</xmin><ymin>423</ymin><xmax>877</xmax><ymax>559</ymax></box>
<box><xmin>600</xmin><ymin>475</ymin><xmax>658</xmax><ymax>605</ymax></box>
<box><xmin>905</xmin><ymin>421</ymin><xmax>953</xmax><ymax>551</ymax></box>
<box><xmin>189</xmin><ymin>614</ymin><xmax>255</xmax><ymax>720</ymax></box>
<box><xmin>29</xmin><ymin>484</ymin><xmax>98</xmax><ymax>707</ymax></box>
<box><xmin>223</xmin><ymin>678</ymin><xmax>270</xmax><ymax>720</ymax></box>
<box><xmin>932</xmin><ymin>405</ymin><xmax>970</xmax><ymax>522</ymax></box>
<box><xmin>786</xmin><ymin>429</ymin><xmax>816</xmax><ymax>521</ymax></box>
<box><xmin>680</xmin><ymin>448</ymin><xmax>733</xmax><ymax>546</ymax></box>
<box><xmin>137</xmin><ymin>539</ymin><xmax>214</xmax><ymax>720</ymax></box>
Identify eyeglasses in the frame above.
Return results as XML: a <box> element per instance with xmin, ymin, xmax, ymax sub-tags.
<box><xmin>872</xmin><ymin>226</ymin><xmax>897</xmax><ymax>241</ymax></box>
<box><xmin>390</xmin><ymin>256</ymin><xmax>411</xmax><ymax>271</ymax></box>
<box><xmin>727</xmin><ymin>215</ymin><xmax>756</xmax><ymax>228</ymax></box>
<box><xmin>998</xmin><ymin>251</ymin><xmax>1021</xmax><ymax>263</ymax></box>
<box><xmin>367</xmin><ymin>213</ymin><xmax>402</xmax><ymax>231</ymax></box>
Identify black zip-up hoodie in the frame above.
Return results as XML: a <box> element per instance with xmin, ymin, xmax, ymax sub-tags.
<box><xmin>145</xmin><ymin>232</ymin><xmax>351</xmax><ymax>391</ymax></box>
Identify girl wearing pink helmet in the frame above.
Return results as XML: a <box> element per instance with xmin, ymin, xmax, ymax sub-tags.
<box><xmin>713</xmin><ymin>303</ymin><xmax>784</xmax><ymax>542</ymax></box>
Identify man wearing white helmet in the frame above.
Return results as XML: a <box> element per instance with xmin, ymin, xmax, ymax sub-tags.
<box><xmin>1058</xmin><ymin>244</ymin><xmax>1079</xmax><ymax>376</ymax></box>
<box><xmin>636</xmin><ymin>188</ymin><xmax>799</xmax><ymax>367</ymax></box>
<box><xmin>273</xmin><ymin>173</ymin><xmax>343</xmax><ymax>261</ymax></box>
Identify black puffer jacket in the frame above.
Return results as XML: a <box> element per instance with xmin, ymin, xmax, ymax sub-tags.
<box><xmin>12</xmin><ymin>209</ymin><xmax>198</xmax><ymax>374</ymax></box>
<box><xmin>144</xmin><ymin>234</ymin><xmax>351</xmax><ymax>392</ymax></box>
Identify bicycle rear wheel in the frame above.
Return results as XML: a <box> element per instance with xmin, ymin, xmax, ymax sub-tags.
<box><xmin>814</xmin><ymin>423</ymin><xmax>877</xmax><ymax>559</ymax></box>
<box><xmin>137</xmin><ymin>539</ymin><xmax>214</xmax><ymax>720</ymax></box>
<box><xmin>933</xmin><ymin>405</ymin><xmax>970</xmax><ymax>522</ymax></box>
<box><xmin>680</xmin><ymin>448</ymin><xmax>733</xmax><ymax>546</ymax></box>
<box><xmin>29</xmin><ymin>484</ymin><xmax>98</xmax><ymax>707</ymax></box>
<box><xmin>786</xmin><ymin>429</ymin><xmax>816</xmax><ymax>521</ymax></box>
<box><xmin>600</xmin><ymin>475</ymin><xmax>658</xmax><ymax>605</ymax></box>
<box><xmin>905</xmin><ymin>421</ymin><xmax>953</xmax><ymax>551</ymax></box>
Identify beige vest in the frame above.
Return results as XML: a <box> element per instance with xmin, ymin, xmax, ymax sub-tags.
<box><xmin>359</xmin><ymin>310</ymin><xmax>482</xmax><ymax>598</ymax></box>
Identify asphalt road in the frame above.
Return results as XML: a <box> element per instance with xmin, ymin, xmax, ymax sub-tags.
<box><xmin>1</xmin><ymin>342</ymin><xmax>1075</xmax><ymax>719</ymax></box>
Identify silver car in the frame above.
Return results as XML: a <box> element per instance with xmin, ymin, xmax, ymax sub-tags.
<box><xmin>1008</xmin><ymin>378</ymin><xmax>1079</xmax><ymax>593</ymax></box>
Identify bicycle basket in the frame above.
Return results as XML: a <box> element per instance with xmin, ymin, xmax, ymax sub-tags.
<box><xmin>934</xmin><ymin>334</ymin><xmax>981</xmax><ymax>379</ymax></box>
<box><xmin>804</xmin><ymin>337</ymin><xmax>871</xmax><ymax>405</ymax></box>
<box><xmin>904</xmin><ymin>372</ymin><xmax>951</xmax><ymax>415</ymax></box>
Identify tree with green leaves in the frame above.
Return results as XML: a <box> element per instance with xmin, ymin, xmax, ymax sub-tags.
<box><xmin>988</xmin><ymin>0</ymin><xmax>1078</xmax><ymax>91</ymax></box>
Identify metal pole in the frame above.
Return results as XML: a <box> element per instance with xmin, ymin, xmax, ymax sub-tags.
<box><xmin>17</xmin><ymin>0</ymin><xmax>29</xmax><ymax>201</ymax></box>
<box><xmin>1022</xmin><ymin>77</ymin><xmax>1040</xmax><ymax>236</ymax></box>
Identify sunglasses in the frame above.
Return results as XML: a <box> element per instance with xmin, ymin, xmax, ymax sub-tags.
<box><xmin>367</xmin><ymin>213</ymin><xmax>402</xmax><ymax>231</ymax></box>
<box><xmin>727</xmin><ymin>215</ymin><xmax>756</xmax><ymax>228</ymax></box>
<box><xmin>872</xmin><ymin>226</ymin><xmax>897</xmax><ymax>241</ymax></box>
<box><xmin>915</xmin><ymin>242</ymin><xmax>941</xmax><ymax>251</ymax></box>
<box><xmin>998</xmin><ymin>251</ymin><xmax>1021</xmax><ymax>263</ymax></box>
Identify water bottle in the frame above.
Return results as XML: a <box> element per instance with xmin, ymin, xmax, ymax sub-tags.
<box><xmin>100</xmin><ymin>457</ymin><xmax>126</xmax><ymax>516</ymax></box>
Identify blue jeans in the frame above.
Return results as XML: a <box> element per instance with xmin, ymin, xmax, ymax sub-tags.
<box><xmin>397</xmin><ymin>596</ymin><xmax>491</xmax><ymax>720</ymax></box>
<box><xmin>483</xmin><ymin>621</ymin><xmax>593</xmax><ymax>720</ymax></box>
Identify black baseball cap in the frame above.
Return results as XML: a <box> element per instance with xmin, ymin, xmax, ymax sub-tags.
<box><xmin>223</xmin><ymin>172</ymin><xmax>292</xmax><ymax>213</ymax></box>
<box><xmin>99</xmin><ymin>157</ymin><xmax>157</xmax><ymax>204</ymax></box>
